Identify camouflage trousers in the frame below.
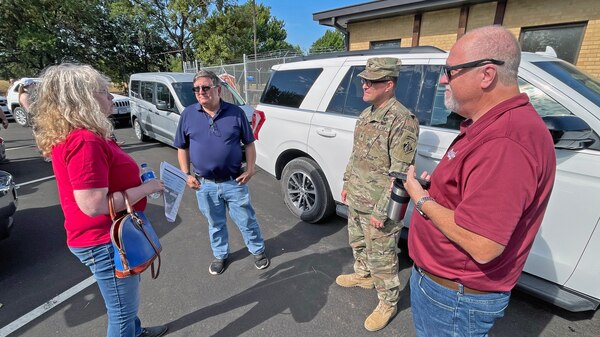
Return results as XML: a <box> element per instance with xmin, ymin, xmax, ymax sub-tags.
<box><xmin>347</xmin><ymin>207</ymin><xmax>400</xmax><ymax>306</ymax></box>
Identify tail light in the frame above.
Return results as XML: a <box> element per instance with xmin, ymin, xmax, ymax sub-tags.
<box><xmin>251</xmin><ymin>109</ymin><xmax>265</xmax><ymax>140</ymax></box>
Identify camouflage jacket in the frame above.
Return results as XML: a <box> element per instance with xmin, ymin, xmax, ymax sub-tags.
<box><xmin>343</xmin><ymin>97</ymin><xmax>419</xmax><ymax>221</ymax></box>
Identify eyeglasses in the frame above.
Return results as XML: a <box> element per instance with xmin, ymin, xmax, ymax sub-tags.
<box><xmin>360</xmin><ymin>78</ymin><xmax>392</xmax><ymax>88</ymax></box>
<box><xmin>192</xmin><ymin>85</ymin><xmax>218</xmax><ymax>93</ymax></box>
<box><xmin>442</xmin><ymin>58</ymin><xmax>505</xmax><ymax>81</ymax></box>
<box><xmin>207</xmin><ymin>117</ymin><xmax>221</xmax><ymax>136</ymax></box>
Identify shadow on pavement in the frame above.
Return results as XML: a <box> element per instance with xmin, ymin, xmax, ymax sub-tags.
<box><xmin>167</xmin><ymin>247</ymin><xmax>348</xmax><ymax>336</ymax></box>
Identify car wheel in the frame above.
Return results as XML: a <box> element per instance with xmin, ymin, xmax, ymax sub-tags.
<box><xmin>281</xmin><ymin>157</ymin><xmax>335</xmax><ymax>223</ymax></box>
<box><xmin>13</xmin><ymin>107</ymin><xmax>29</xmax><ymax>127</ymax></box>
<box><xmin>133</xmin><ymin>118</ymin><xmax>150</xmax><ymax>142</ymax></box>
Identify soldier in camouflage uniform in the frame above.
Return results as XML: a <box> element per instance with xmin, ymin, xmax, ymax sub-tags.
<box><xmin>336</xmin><ymin>57</ymin><xmax>419</xmax><ymax>332</ymax></box>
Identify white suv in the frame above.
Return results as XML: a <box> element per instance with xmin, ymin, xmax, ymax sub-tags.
<box><xmin>6</xmin><ymin>78</ymin><xmax>39</xmax><ymax>126</ymax></box>
<box><xmin>253</xmin><ymin>48</ymin><xmax>600</xmax><ymax>312</ymax></box>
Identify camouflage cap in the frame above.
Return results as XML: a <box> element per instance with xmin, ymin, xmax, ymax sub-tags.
<box><xmin>358</xmin><ymin>57</ymin><xmax>401</xmax><ymax>80</ymax></box>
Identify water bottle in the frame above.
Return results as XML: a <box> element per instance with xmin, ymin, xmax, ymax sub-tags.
<box><xmin>140</xmin><ymin>163</ymin><xmax>160</xmax><ymax>199</ymax></box>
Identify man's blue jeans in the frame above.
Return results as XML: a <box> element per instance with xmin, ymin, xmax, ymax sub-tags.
<box><xmin>70</xmin><ymin>243</ymin><xmax>142</xmax><ymax>337</ymax></box>
<box><xmin>196</xmin><ymin>179</ymin><xmax>265</xmax><ymax>259</ymax></box>
<box><xmin>410</xmin><ymin>266</ymin><xmax>510</xmax><ymax>337</ymax></box>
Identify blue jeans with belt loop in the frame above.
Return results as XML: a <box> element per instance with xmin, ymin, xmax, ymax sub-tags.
<box><xmin>69</xmin><ymin>243</ymin><xmax>142</xmax><ymax>337</ymax></box>
<box><xmin>410</xmin><ymin>266</ymin><xmax>510</xmax><ymax>337</ymax></box>
<box><xmin>196</xmin><ymin>178</ymin><xmax>265</xmax><ymax>259</ymax></box>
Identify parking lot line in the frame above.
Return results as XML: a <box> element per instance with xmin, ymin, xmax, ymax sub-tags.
<box><xmin>16</xmin><ymin>176</ymin><xmax>56</xmax><ymax>188</ymax></box>
<box><xmin>0</xmin><ymin>276</ymin><xmax>96</xmax><ymax>337</ymax></box>
<box><xmin>5</xmin><ymin>145</ymin><xmax>38</xmax><ymax>151</ymax></box>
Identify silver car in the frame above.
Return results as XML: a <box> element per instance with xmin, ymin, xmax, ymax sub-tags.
<box><xmin>129</xmin><ymin>72</ymin><xmax>253</xmax><ymax>146</ymax></box>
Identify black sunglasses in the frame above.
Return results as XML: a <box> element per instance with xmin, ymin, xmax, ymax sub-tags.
<box><xmin>360</xmin><ymin>78</ymin><xmax>392</xmax><ymax>88</ymax></box>
<box><xmin>442</xmin><ymin>58</ymin><xmax>505</xmax><ymax>81</ymax></box>
<box><xmin>192</xmin><ymin>85</ymin><xmax>218</xmax><ymax>93</ymax></box>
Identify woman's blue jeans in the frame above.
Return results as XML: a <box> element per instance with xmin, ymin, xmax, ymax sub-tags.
<box><xmin>70</xmin><ymin>243</ymin><xmax>142</xmax><ymax>337</ymax></box>
<box><xmin>196</xmin><ymin>179</ymin><xmax>265</xmax><ymax>259</ymax></box>
<box><xmin>410</xmin><ymin>266</ymin><xmax>510</xmax><ymax>337</ymax></box>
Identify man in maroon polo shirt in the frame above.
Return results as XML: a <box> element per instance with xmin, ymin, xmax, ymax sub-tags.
<box><xmin>403</xmin><ymin>25</ymin><xmax>556</xmax><ymax>336</ymax></box>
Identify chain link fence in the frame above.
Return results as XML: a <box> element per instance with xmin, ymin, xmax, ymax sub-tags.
<box><xmin>182</xmin><ymin>49</ymin><xmax>317</xmax><ymax>107</ymax></box>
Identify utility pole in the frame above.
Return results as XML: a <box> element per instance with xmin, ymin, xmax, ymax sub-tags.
<box><xmin>252</xmin><ymin>0</ymin><xmax>257</xmax><ymax>59</ymax></box>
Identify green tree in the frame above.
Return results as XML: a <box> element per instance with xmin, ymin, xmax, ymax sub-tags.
<box><xmin>192</xmin><ymin>1</ymin><xmax>300</xmax><ymax>66</ymax></box>
<box><xmin>310</xmin><ymin>30</ymin><xmax>345</xmax><ymax>54</ymax></box>
<box><xmin>0</xmin><ymin>0</ymin><xmax>168</xmax><ymax>82</ymax></box>
<box><xmin>114</xmin><ymin>0</ymin><xmax>229</xmax><ymax>62</ymax></box>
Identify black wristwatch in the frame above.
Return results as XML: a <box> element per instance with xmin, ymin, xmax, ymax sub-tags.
<box><xmin>415</xmin><ymin>196</ymin><xmax>435</xmax><ymax>219</ymax></box>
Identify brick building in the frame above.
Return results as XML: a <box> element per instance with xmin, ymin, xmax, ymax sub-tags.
<box><xmin>314</xmin><ymin>0</ymin><xmax>600</xmax><ymax>78</ymax></box>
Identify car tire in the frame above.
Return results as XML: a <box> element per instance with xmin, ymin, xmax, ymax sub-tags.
<box><xmin>13</xmin><ymin>107</ymin><xmax>30</xmax><ymax>127</ymax></box>
<box><xmin>281</xmin><ymin>157</ymin><xmax>335</xmax><ymax>223</ymax></box>
<box><xmin>133</xmin><ymin>118</ymin><xmax>150</xmax><ymax>142</ymax></box>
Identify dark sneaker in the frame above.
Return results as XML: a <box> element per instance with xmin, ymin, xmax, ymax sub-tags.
<box><xmin>138</xmin><ymin>325</ymin><xmax>168</xmax><ymax>337</ymax></box>
<box><xmin>253</xmin><ymin>252</ymin><xmax>270</xmax><ymax>270</ymax></box>
<box><xmin>209</xmin><ymin>258</ymin><xmax>226</xmax><ymax>275</ymax></box>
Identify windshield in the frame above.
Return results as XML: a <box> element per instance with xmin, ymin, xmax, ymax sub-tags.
<box><xmin>532</xmin><ymin>60</ymin><xmax>600</xmax><ymax>108</ymax></box>
<box><xmin>172</xmin><ymin>81</ymin><xmax>245</xmax><ymax>109</ymax></box>
<box><xmin>172</xmin><ymin>82</ymin><xmax>196</xmax><ymax>108</ymax></box>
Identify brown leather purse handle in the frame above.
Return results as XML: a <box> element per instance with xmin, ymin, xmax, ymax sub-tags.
<box><xmin>122</xmin><ymin>190</ymin><xmax>162</xmax><ymax>279</ymax></box>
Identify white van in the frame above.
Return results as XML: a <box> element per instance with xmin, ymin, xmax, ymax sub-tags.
<box><xmin>253</xmin><ymin>47</ymin><xmax>600</xmax><ymax>312</ymax></box>
<box><xmin>129</xmin><ymin>72</ymin><xmax>253</xmax><ymax>146</ymax></box>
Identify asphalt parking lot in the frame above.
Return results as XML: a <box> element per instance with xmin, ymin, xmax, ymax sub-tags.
<box><xmin>0</xmin><ymin>123</ymin><xmax>598</xmax><ymax>337</ymax></box>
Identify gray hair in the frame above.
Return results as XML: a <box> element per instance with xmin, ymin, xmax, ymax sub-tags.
<box><xmin>193</xmin><ymin>70</ymin><xmax>220</xmax><ymax>86</ymax></box>
<box><xmin>463</xmin><ymin>25</ymin><xmax>521</xmax><ymax>85</ymax></box>
<box><xmin>31</xmin><ymin>63</ymin><xmax>113</xmax><ymax>156</ymax></box>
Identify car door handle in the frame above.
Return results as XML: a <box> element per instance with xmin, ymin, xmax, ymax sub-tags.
<box><xmin>315</xmin><ymin>128</ymin><xmax>337</xmax><ymax>138</ymax></box>
<box><xmin>418</xmin><ymin>150</ymin><xmax>444</xmax><ymax>160</ymax></box>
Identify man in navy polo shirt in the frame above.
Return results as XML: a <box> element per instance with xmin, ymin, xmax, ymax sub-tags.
<box><xmin>174</xmin><ymin>70</ymin><xmax>269</xmax><ymax>275</ymax></box>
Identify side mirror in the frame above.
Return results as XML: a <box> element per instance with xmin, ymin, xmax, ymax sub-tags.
<box><xmin>155</xmin><ymin>102</ymin><xmax>170</xmax><ymax>111</ymax></box>
<box><xmin>542</xmin><ymin>115</ymin><xmax>595</xmax><ymax>150</ymax></box>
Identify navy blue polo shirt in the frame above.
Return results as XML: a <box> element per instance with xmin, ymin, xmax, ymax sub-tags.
<box><xmin>174</xmin><ymin>100</ymin><xmax>254</xmax><ymax>179</ymax></box>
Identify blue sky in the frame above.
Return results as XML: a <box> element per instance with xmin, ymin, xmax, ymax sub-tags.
<box><xmin>257</xmin><ymin>0</ymin><xmax>363</xmax><ymax>52</ymax></box>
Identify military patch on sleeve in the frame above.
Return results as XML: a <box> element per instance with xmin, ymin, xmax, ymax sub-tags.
<box><xmin>397</xmin><ymin>132</ymin><xmax>417</xmax><ymax>163</ymax></box>
<box><xmin>403</xmin><ymin>141</ymin><xmax>414</xmax><ymax>153</ymax></box>
<box><xmin>401</xmin><ymin>133</ymin><xmax>416</xmax><ymax>154</ymax></box>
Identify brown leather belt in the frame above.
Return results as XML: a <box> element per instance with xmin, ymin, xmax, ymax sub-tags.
<box><xmin>419</xmin><ymin>268</ymin><xmax>491</xmax><ymax>295</ymax></box>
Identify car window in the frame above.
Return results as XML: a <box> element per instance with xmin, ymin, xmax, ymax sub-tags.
<box><xmin>397</xmin><ymin>65</ymin><xmax>442</xmax><ymax>125</ymax></box>
<box><xmin>261</xmin><ymin>68</ymin><xmax>323</xmax><ymax>108</ymax></box>
<box><xmin>518</xmin><ymin>78</ymin><xmax>599</xmax><ymax>151</ymax></box>
<box><xmin>326</xmin><ymin>65</ymin><xmax>443</xmax><ymax>121</ymax></box>
<box><xmin>532</xmin><ymin>60</ymin><xmax>600</xmax><ymax>109</ymax></box>
<box><xmin>172</xmin><ymin>82</ymin><xmax>195</xmax><ymax>108</ymax></box>
<box><xmin>518</xmin><ymin>78</ymin><xmax>573</xmax><ymax>117</ymax></box>
<box><xmin>140</xmin><ymin>81</ymin><xmax>154</xmax><ymax>103</ymax></box>
<box><xmin>327</xmin><ymin>67</ymin><xmax>368</xmax><ymax>116</ymax></box>
<box><xmin>430</xmin><ymin>77</ymin><xmax>577</xmax><ymax>131</ymax></box>
<box><xmin>156</xmin><ymin>83</ymin><xmax>175</xmax><ymax>110</ymax></box>
<box><xmin>220</xmin><ymin>82</ymin><xmax>245</xmax><ymax>106</ymax></box>
<box><xmin>130</xmin><ymin>80</ymin><xmax>140</xmax><ymax>99</ymax></box>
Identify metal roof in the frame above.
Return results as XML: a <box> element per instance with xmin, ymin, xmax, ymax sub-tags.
<box><xmin>313</xmin><ymin>0</ymin><xmax>494</xmax><ymax>29</ymax></box>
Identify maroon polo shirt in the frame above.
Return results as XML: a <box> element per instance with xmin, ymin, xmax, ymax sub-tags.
<box><xmin>409</xmin><ymin>93</ymin><xmax>556</xmax><ymax>292</ymax></box>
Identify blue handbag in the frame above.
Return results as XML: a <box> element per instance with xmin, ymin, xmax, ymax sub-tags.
<box><xmin>109</xmin><ymin>191</ymin><xmax>161</xmax><ymax>279</ymax></box>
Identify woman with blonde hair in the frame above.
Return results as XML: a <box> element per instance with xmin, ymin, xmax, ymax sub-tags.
<box><xmin>31</xmin><ymin>63</ymin><xmax>167</xmax><ymax>337</ymax></box>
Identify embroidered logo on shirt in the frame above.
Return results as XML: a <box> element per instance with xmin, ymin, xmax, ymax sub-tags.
<box><xmin>447</xmin><ymin>148</ymin><xmax>457</xmax><ymax>160</ymax></box>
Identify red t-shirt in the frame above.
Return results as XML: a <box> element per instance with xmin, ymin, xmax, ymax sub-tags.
<box><xmin>52</xmin><ymin>129</ymin><xmax>147</xmax><ymax>247</ymax></box>
<box><xmin>409</xmin><ymin>94</ymin><xmax>556</xmax><ymax>292</ymax></box>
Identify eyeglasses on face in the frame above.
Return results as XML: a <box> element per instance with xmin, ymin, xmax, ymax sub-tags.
<box><xmin>192</xmin><ymin>85</ymin><xmax>218</xmax><ymax>93</ymax></box>
<box><xmin>442</xmin><ymin>58</ymin><xmax>505</xmax><ymax>81</ymax></box>
<box><xmin>360</xmin><ymin>78</ymin><xmax>392</xmax><ymax>88</ymax></box>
